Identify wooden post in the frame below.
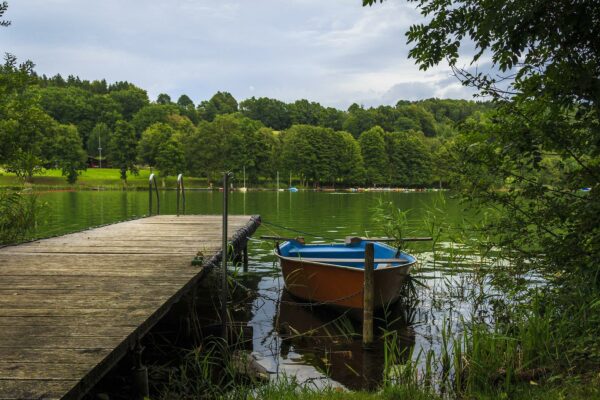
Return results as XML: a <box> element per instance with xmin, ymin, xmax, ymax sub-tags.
<box><xmin>363</xmin><ymin>242</ymin><xmax>374</xmax><ymax>348</ymax></box>
<box><xmin>243</xmin><ymin>245</ymin><xmax>248</xmax><ymax>272</ymax></box>
<box><xmin>221</xmin><ymin>172</ymin><xmax>230</xmax><ymax>340</ymax></box>
<box><xmin>132</xmin><ymin>341</ymin><xmax>149</xmax><ymax>399</ymax></box>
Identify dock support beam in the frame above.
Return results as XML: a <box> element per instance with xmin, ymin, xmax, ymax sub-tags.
<box><xmin>363</xmin><ymin>242</ymin><xmax>374</xmax><ymax>348</ymax></box>
<box><xmin>243</xmin><ymin>245</ymin><xmax>249</xmax><ymax>272</ymax></box>
<box><xmin>133</xmin><ymin>342</ymin><xmax>149</xmax><ymax>399</ymax></box>
<box><xmin>221</xmin><ymin>172</ymin><xmax>231</xmax><ymax>340</ymax></box>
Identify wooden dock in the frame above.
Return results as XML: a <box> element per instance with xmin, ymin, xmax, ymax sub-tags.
<box><xmin>0</xmin><ymin>214</ymin><xmax>261</xmax><ymax>400</ymax></box>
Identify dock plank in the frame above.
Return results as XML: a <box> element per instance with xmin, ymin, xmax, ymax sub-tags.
<box><xmin>0</xmin><ymin>214</ymin><xmax>261</xmax><ymax>400</ymax></box>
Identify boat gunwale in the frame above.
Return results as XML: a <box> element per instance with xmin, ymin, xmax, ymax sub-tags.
<box><xmin>275</xmin><ymin>252</ymin><xmax>417</xmax><ymax>272</ymax></box>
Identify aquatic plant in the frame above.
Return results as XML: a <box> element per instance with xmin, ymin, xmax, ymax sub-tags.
<box><xmin>0</xmin><ymin>190</ymin><xmax>39</xmax><ymax>244</ymax></box>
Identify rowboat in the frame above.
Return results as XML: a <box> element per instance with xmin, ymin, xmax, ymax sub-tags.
<box><xmin>275</xmin><ymin>238</ymin><xmax>417</xmax><ymax>309</ymax></box>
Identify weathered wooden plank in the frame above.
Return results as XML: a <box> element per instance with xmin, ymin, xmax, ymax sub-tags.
<box><xmin>0</xmin><ymin>297</ymin><xmax>174</xmax><ymax>309</ymax></box>
<box><xmin>0</xmin><ymin>325</ymin><xmax>138</xmax><ymax>338</ymax></box>
<box><xmin>0</xmin><ymin>348</ymin><xmax>111</xmax><ymax>364</ymax></box>
<box><xmin>0</xmin><ymin>279</ymin><xmax>190</xmax><ymax>291</ymax></box>
<box><xmin>0</xmin><ymin>303</ymin><xmax>166</xmax><ymax>316</ymax></box>
<box><xmin>0</xmin><ymin>316</ymin><xmax>147</xmax><ymax>327</ymax></box>
<box><xmin>0</xmin><ymin>363</ymin><xmax>93</xmax><ymax>380</ymax></box>
<box><xmin>0</xmin><ymin>336</ymin><xmax>124</xmax><ymax>349</ymax></box>
<box><xmin>0</xmin><ymin>379</ymin><xmax>76</xmax><ymax>400</ymax></box>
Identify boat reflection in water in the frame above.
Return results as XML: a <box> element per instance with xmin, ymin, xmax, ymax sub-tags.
<box><xmin>275</xmin><ymin>290</ymin><xmax>416</xmax><ymax>390</ymax></box>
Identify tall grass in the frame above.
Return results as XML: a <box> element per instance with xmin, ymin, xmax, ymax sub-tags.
<box><xmin>0</xmin><ymin>190</ymin><xmax>40</xmax><ymax>244</ymax></box>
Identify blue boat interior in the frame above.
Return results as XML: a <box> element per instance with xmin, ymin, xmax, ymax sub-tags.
<box><xmin>278</xmin><ymin>240</ymin><xmax>415</xmax><ymax>269</ymax></box>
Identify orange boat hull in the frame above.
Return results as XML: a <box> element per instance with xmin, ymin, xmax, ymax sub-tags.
<box><xmin>278</xmin><ymin>256</ymin><xmax>413</xmax><ymax>309</ymax></box>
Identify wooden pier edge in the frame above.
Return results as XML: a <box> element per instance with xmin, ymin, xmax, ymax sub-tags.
<box><xmin>60</xmin><ymin>214</ymin><xmax>262</xmax><ymax>400</ymax></box>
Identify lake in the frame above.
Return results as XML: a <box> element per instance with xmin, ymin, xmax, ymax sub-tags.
<box><xmin>34</xmin><ymin>190</ymin><xmax>490</xmax><ymax>390</ymax></box>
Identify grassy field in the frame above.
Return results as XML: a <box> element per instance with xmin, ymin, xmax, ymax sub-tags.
<box><xmin>0</xmin><ymin>168</ymin><xmax>209</xmax><ymax>190</ymax></box>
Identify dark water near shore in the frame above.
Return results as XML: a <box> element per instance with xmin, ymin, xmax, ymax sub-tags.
<box><xmin>33</xmin><ymin>190</ymin><xmax>489</xmax><ymax>390</ymax></box>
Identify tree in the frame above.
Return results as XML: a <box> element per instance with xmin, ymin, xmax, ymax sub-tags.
<box><xmin>280</xmin><ymin>125</ymin><xmax>320</xmax><ymax>185</ymax></box>
<box><xmin>137</xmin><ymin>123</ymin><xmax>174</xmax><ymax>167</ymax></box>
<box><xmin>280</xmin><ymin>125</ymin><xmax>363</xmax><ymax>186</ymax></box>
<box><xmin>108</xmin><ymin>86</ymin><xmax>149</xmax><ymax>120</ymax></box>
<box><xmin>37</xmin><ymin>86</ymin><xmax>121</xmax><ymax>143</ymax></box>
<box><xmin>177</xmin><ymin>94</ymin><xmax>194</xmax><ymax>108</ymax></box>
<box><xmin>289</xmin><ymin>99</ymin><xmax>322</xmax><ymax>126</ymax></box>
<box><xmin>343</xmin><ymin>104</ymin><xmax>377</xmax><ymax>138</ymax></box>
<box><xmin>239</xmin><ymin>97</ymin><xmax>291</xmax><ymax>130</ymax></box>
<box><xmin>156</xmin><ymin>93</ymin><xmax>172</xmax><ymax>105</ymax></box>
<box><xmin>197</xmin><ymin>91</ymin><xmax>238</xmax><ymax>121</ymax></box>
<box><xmin>87</xmin><ymin>122</ymin><xmax>111</xmax><ymax>159</ymax></box>
<box><xmin>131</xmin><ymin>104</ymin><xmax>179</xmax><ymax>137</ymax></box>
<box><xmin>176</xmin><ymin>95</ymin><xmax>199</xmax><ymax>124</ymax></box>
<box><xmin>364</xmin><ymin>0</ymin><xmax>600</xmax><ymax>359</ymax></box>
<box><xmin>318</xmin><ymin>107</ymin><xmax>346</xmax><ymax>131</ymax></box>
<box><xmin>384</xmin><ymin>130</ymin><xmax>433</xmax><ymax>187</ymax></box>
<box><xmin>155</xmin><ymin>138</ymin><xmax>185</xmax><ymax>179</ymax></box>
<box><xmin>395</xmin><ymin>104</ymin><xmax>437</xmax><ymax>137</ymax></box>
<box><xmin>0</xmin><ymin>1</ymin><xmax>10</xmax><ymax>27</ymax></box>
<box><xmin>335</xmin><ymin>131</ymin><xmax>365</xmax><ymax>185</ymax></box>
<box><xmin>358</xmin><ymin>126</ymin><xmax>388</xmax><ymax>186</ymax></box>
<box><xmin>0</xmin><ymin>55</ymin><xmax>56</xmax><ymax>181</ymax></box>
<box><xmin>51</xmin><ymin>124</ymin><xmax>87</xmax><ymax>183</ymax></box>
<box><xmin>108</xmin><ymin>120</ymin><xmax>138</xmax><ymax>181</ymax></box>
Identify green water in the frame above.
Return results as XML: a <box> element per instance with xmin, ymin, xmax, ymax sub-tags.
<box><xmin>35</xmin><ymin>190</ymin><xmax>461</xmax><ymax>239</ymax></box>
<box><xmin>34</xmin><ymin>190</ymin><xmax>479</xmax><ymax>390</ymax></box>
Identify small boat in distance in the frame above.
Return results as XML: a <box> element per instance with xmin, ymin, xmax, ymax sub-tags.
<box><xmin>272</xmin><ymin>237</ymin><xmax>417</xmax><ymax>309</ymax></box>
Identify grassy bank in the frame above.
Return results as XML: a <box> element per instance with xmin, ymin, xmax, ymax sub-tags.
<box><xmin>0</xmin><ymin>168</ymin><xmax>209</xmax><ymax>190</ymax></box>
<box><xmin>0</xmin><ymin>168</ymin><xmax>445</xmax><ymax>191</ymax></box>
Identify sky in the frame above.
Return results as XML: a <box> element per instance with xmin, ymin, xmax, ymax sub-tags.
<box><xmin>1</xmin><ymin>0</ymin><xmax>481</xmax><ymax>109</ymax></box>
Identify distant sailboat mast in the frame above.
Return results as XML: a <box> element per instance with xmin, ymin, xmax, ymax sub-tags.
<box><xmin>240</xmin><ymin>166</ymin><xmax>247</xmax><ymax>192</ymax></box>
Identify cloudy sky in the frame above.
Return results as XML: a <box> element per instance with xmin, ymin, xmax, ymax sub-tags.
<box><xmin>2</xmin><ymin>0</ymin><xmax>479</xmax><ymax>109</ymax></box>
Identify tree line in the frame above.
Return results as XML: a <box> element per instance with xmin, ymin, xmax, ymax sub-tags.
<box><xmin>1</xmin><ymin>62</ymin><xmax>491</xmax><ymax>187</ymax></box>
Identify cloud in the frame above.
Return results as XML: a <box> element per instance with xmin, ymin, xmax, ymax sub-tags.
<box><xmin>2</xmin><ymin>0</ymin><xmax>491</xmax><ymax>108</ymax></box>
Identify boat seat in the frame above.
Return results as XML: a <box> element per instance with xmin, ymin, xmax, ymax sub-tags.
<box><xmin>288</xmin><ymin>249</ymin><xmax>365</xmax><ymax>259</ymax></box>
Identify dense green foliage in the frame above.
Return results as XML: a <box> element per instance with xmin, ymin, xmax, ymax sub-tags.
<box><xmin>1</xmin><ymin>65</ymin><xmax>491</xmax><ymax>186</ymax></box>
<box><xmin>0</xmin><ymin>56</ymin><xmax>88</xmax><ymax>182</ymax></box>
<box><xmin>367</xmin><ymin>0</ymin><xmax>600</xmax><ymax>381</ymax></box>
<box><xmin>108</xmin><ymin>121</ymin><xmax>138</xmax><ymax>181</ymax></box>
<box><xmin>3</xmin><ymin>67</ymin><xmax>488</xmax><ymax>187</ymax></box>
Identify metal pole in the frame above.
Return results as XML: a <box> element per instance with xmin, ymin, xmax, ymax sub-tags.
<box><xmin>98</xmin><ymin>134</ymin><xmax>102</xmax><ymax>168</ymax></box>
<box><xmin>181</xmin><ymin>174</ymin><xmax>186</xmax><ymax>214</ymax></box>
<box><xmin>363</xmin><ymin>242</ymin><xmax>374</xmax><ymax>348</ymax></box>
<box><xmin>148</xmin><ymin>174</ymin><xmax>153</xmax><ymax>216</ymax></box>
<box><xmin>221</xmin><ymin>172</ymin><xmax>230</xmax><ymax>340</ymax></box>
<box><xmin>176</xmin><ymin>173</ymin><xmax>183</xmax><ymax>216</ymax></box>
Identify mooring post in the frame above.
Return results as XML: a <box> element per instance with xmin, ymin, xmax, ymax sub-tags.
<box><xmin>221</xmin><ymin>172</ymin><xmax>231</xmax><ymax>340</ymax></box>
<box><xmin>148</xmin><ymin>173</ymin><xmax>159</xmax><ymax>215</ymax></box>
<box><xmin>132</xmin><ymin>341</ymin><xmax>149</xmax><ymax>399</ymax></box>
<box><xmin>243</xmin><ymin>245</ymin><xmax>249</xmax><ymax>272</ymax></box>
<box><xmin>363</xmin><ymin>242</ymin><xmax>374</xmax><ymax>348</ymax></box>
<box><xmin>176</xmin><ymin>174</ymin><xmax>181</xmax><ymax>216</ymax></box>
<box><xmin>148</xmin><ymin>174</ymin><xmax>153</xmax><ymax>216</ymax></box>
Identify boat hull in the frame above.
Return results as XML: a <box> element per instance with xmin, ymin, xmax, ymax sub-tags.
<box><xmin>278</xmin><ymin>256</ymin><xmax>413</xmax><ymax>309</ymax></box>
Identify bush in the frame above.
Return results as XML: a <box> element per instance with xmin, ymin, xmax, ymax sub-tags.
<box><xmin>0</xmin><ymin>191</ymin><xmax>39</xmax><ymax>244</ymax></box>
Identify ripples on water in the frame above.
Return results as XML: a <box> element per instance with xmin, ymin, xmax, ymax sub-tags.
<box><xmin>35</xmin><ymin>190</ymin><xmax>498</xmax><ymax>390</ymax></box>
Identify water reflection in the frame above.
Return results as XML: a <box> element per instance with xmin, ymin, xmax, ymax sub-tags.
<box><xmin>276</xmin><ymin>291</ymin><xmax>415</xmax><ymax>390</ymax></box>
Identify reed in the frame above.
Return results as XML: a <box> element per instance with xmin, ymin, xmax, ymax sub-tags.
<box><xmin>0</xmin><ymin>190</ymin><xmax>40</xmax><ymax>244</ymax></box>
